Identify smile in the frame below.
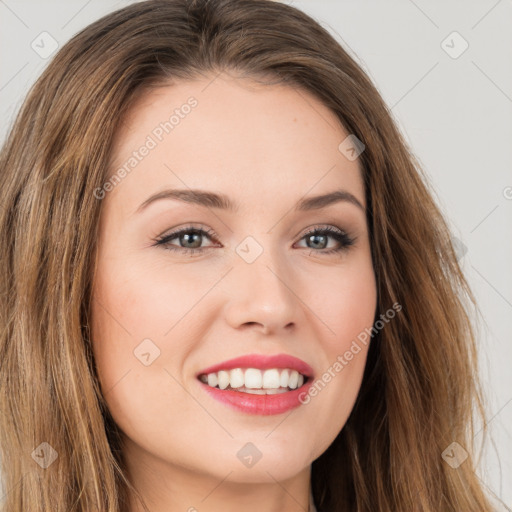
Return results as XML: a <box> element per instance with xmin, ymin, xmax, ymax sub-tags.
<box><xmin>198</xmin><ymin>367</ymin><xmax>307</xmax><ymax>394</ymax></box>
<box><xmin>196</xmin><ymin>354</ymin><xmax>314</xmax><ymax>415</ymax></box>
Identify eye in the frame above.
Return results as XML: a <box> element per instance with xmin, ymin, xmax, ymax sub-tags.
<box><xmin>153</xmin><ymin>224</ymin><xmax>356</xmax><ymax>256</ymax></box>
<box><xmin>294</xmin><ymin>226</ymin><xmax>355</xmax><ymax>255</ymax></box>
<box><xmin>153</xmin><ymin>225</ymin><xmax>218</xmax><ymax>256</ymax></box>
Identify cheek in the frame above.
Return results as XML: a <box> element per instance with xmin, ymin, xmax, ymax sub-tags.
<box><xmin>89</xmin><ymin>249</ymin><xmax>215</xmax><ymax>406</ymax></box>
<box><xmin>91</xmin><ymin>253</ymin><xmax>205</xmax><ymax>343</ymax></box>
<box><xmin>89</xmin><ymin>262</ymin><xmax>196</xmax><ymax>442</ymax></box>
<box><xmin>297</xmin><ymin>257</ymin><xmax>376</xmax><ymax>452</ymax></box>
<box><xmin>90</xmin><ymin>240</ymin><xmax>377</xmax><ymax>469</ymax></box>
<box><xmin>89</xmin><ymin>258</ymin><xmax>166</xmax><ymax>406</ymax></box>
<box><xmin>311</xmin><ymin>255</ymin><xmax>377</xmax><ymax>349</ymax></box>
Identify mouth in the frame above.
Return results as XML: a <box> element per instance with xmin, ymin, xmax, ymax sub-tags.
<box><xmin>198</xmin><ymin>367</ymin><xmax>309</xmax><ymax>394</ymax></box>
<box><xmin>196</xmin><ymin>353</ymin><xmax>314</xmax><ymax>415</ymax></box>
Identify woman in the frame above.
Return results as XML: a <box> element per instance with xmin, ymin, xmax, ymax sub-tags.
<box><xmin>0</xmin><ymin>0</ymin><xmax>497</xmax><ymax>510</ymax></box>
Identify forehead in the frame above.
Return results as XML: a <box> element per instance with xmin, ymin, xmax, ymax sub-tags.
<box><xmin>105</xmin><ymin>73</ymin><xmax>365</xmax><ymax>216</ymax></box>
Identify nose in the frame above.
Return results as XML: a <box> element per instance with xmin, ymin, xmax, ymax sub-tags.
<box><xmin>222</xmin><ymin>250</ymin><xmax>299</xmax><ymax>336</ymax></box>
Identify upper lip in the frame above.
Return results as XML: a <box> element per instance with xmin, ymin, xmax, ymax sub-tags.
<box><xmin>197</xmin><ymin>353</ymin><xmax>314</xmax><ymax>378</ymax></box>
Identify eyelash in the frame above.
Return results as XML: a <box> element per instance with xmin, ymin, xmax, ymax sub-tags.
<box><xmin>153</xmin><ymin>224</ymin><xmax>356</xmax><ymax>257</ymax></box>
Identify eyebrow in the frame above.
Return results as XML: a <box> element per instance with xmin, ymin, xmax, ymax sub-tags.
<box><xmin>135</xmin><ymin>188</ymin><xmax>365</xmax><ymax>214</ymax></box>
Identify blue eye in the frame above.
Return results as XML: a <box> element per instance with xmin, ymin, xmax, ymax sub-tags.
<box><xmin>153</xmin><ymin>224</ymin><xmax>355</xmax><ymax>256</ymax></box>
<box><xmin>154</xmin><ymin>226</ymin><xmax>218</xmax><ymax>256</ymax></box>
<box><xmin>298</xmin><ymin>226</ymin><xmax>355</xmax><ymax>254</ymax></box>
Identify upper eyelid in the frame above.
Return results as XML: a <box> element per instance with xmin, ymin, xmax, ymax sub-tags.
<box><xmin>156</xmin><ymin>224</ymin><xmax>350</xmax><ymax>245</ymax></box>
<box><xmin>159</xmin><ymin>226</ymin><xmax>218</xmax><ymax>242</ymax></box>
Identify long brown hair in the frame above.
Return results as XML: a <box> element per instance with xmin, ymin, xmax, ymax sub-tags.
<box><xmin>0</xmin><ymin>0</ymin><xmax>496</xmax><ymax>510</ymax></box>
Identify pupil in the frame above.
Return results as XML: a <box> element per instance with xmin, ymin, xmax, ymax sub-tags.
<box><xmin>179</xmin><ymin>232</ymin><xmax>329</xmax><ymax>250</ymax></box>
<box><xmin>309</xmin><ymin>234</ymin><xmax>326</xmax><ymax>249</ymax></box>
<box><xmin>182</xmin><ymin>232</ymin><xmax>202</xmax><ymax>249</ymax></box>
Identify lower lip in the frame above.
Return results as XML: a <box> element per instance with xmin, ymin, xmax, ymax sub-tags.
<box><xmin>199</xmin><ymin>380</ymin><xmax>313</xmax><ymax>415</ymax></box>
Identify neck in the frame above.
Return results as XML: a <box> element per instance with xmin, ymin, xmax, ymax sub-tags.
<box><xmin>123</xmin><ymin>438</ymin><xmax>312</xmax><ymax>512</ymax></box>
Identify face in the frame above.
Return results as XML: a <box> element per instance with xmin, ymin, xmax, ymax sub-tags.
<box><xmin>91</xmin><ymin>72</ymin><xmax>377</xmax><ymax>492</ymax></box>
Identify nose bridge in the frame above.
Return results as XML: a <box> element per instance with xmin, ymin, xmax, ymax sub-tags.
<box><xmin>223</xmin><ymin>233</ymin><xmax>299</xmax><ymax>333</ymax></box>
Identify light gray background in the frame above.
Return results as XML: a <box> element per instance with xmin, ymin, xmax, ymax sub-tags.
<box><xmin>1</xmin><ymin>0</ymin><xmax>511</xmax><ymax>508</ymax></box>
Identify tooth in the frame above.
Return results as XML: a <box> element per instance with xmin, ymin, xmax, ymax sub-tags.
<box><xmin>217</xmin><ymin>370</ymin><xmax>229</xmax><ymax>390</ymax></box>
<box><xmin>262</xmin><ymin>369</ymin><xmax>281</xmax><ymax>389</ymax></box>
<box><xmin>288</xmin><ymin>370</ymin><xmax>299</xmax><ymax>389</ymax></box>
<box><xmin>264</xmin><ymin>388</ymin><xmax>289</xmax><ymax>395</ymax></box>
<box><xmin>202</xmin><ymin>367</ymin><xmax>307</xmax><ymax>391</ymax></box>
<box><xmin>244</xmin><ymin>388</ymin><xmax>265</xmax><ymax>394</ymax></box>
<box><xmin>230</xmin><ymin>368</ymin><xmax>244</xmax><ymax>388</ymax></box>
<box><xmin>244</xmin><ymin>368</ymin><xmax>263</xmax><ymax>389</ymax></box>
<box><xmin>207</xmin><ymin>373</ymin><xmax>218</xmax><ymax>387</ymax></box>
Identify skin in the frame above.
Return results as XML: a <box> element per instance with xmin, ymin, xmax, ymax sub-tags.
<box><xmin>91</xmin><ymin>71</ymin><xmax>377</xmax><ymax>512</ymax></box>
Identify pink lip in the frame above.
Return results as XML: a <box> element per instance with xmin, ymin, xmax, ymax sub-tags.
<box><xmin>199</xmin><ymin>382</ymin><xmax>313</xmax><ymax>415</ymax></box>
<box><xmin>196</xmin><ymin>353</ymin><xmax>314</xmax><ymax>416</ymax></box>
<box><xmin>196</xmin><ymin>353</ymin><xmax>314</xmax><ymax>378</ymax></box>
